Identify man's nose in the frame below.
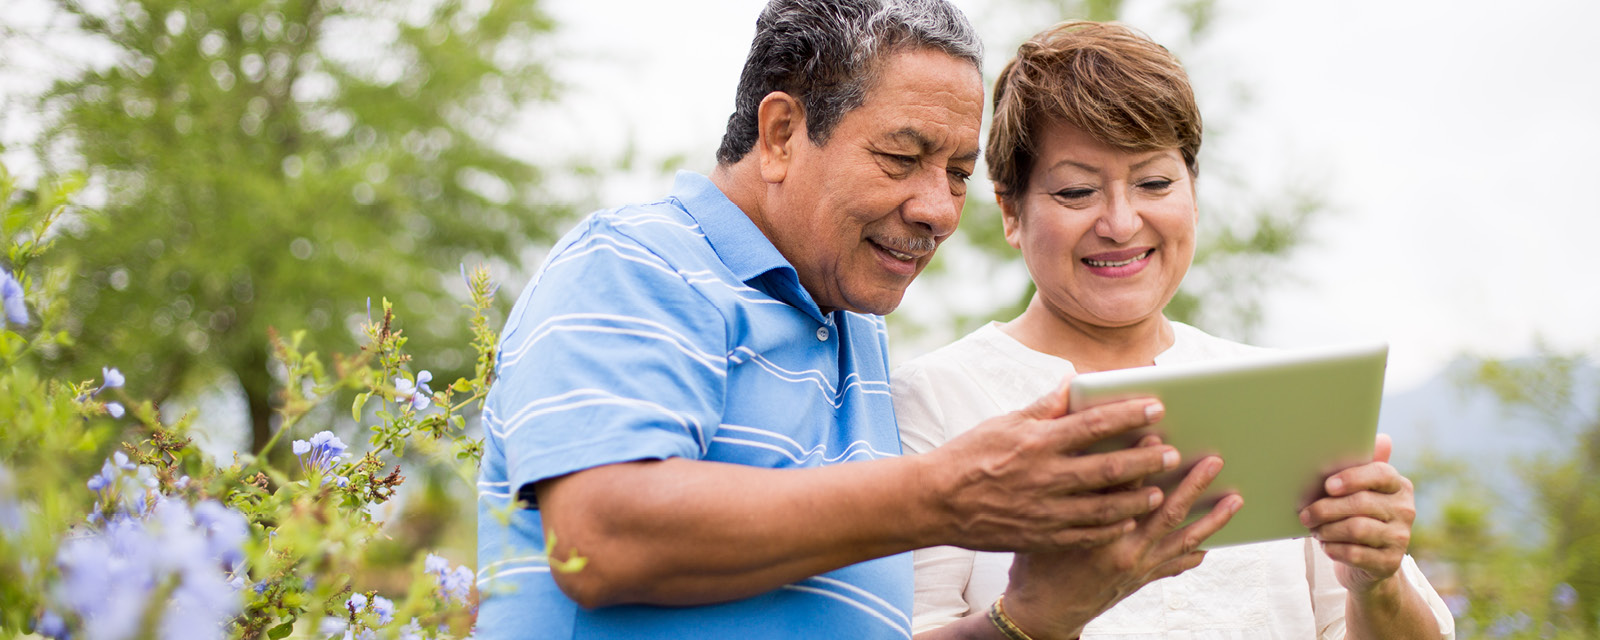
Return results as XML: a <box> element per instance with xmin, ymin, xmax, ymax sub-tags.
<box><xmin>900</xmin><ymin>169</ymin><xmax>962</xmax><ymax>239</ymax></box>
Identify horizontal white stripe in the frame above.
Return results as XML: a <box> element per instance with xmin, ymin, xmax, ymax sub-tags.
<box><xmin>479</xmin><ymin>555</ymin><xmax>549</xmax><ymax>575</ymax></box>
<box><xmin>596</xmin><ymin>211</ymin><xmax>705</xmax><ymax>236</ymax></box>
<box><xmin>716</xmin><ymin>424</ymin><xmax>898</xmax><ymax>463</ymax></box>
<box><xmin>542</xmin><ymin>238</ymin><xmax>679</xmax><ymax>280</ymax></box>
<box><xmin>806</xmin><ymin>576</ymin><xmax>911</xmax><ymax>627</ymax></box>
<box><xmin>781</xmin><ymin>584</ymin><xmax>911</xmax><ymax>639</ymax></box>
<box><xmin>496</xmin><ymin>390</ymin><xmax>706</xmax><ymax>451</ymax></box>
<box><xmin>711</xmin><ymin>437</ymin><xmax>883</xmax><ymax>465</ymax></box>
<box><xmin>477</xmin><ymin>565</ymin><xmax>551</xmax><ymax>585</ymax></box>
<box><xmin>478</xmin><ymin>488</ymin><xmax>514</xmax><ymax>499</ymax></box>
<box><xmin>478</xmin><ymin>480</ymin><xmax>511</xmax><ymax>487</ymax></box>
<box><xmin>502</xmin><ymin>312</ymin><xmax>724</xmax><ymax>371</ymax></box>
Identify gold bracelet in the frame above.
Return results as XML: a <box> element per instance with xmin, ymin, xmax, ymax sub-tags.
<box><xmin>988</xmin><ymin>594</ymin><xmax>1038</xmax><ymax>640</ymax></box>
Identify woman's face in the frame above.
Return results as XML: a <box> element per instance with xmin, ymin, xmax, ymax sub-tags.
<box><xmin>1002</xmin><ymin>120</ymin><xmax>1197</xmax><ymax>329</ymax></box>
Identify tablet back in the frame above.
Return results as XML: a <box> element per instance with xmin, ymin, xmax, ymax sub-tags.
<box><xmin>1068</xmin><ymin>342</ymin><xmax>1388</xmax><ymax>549</ymax></box>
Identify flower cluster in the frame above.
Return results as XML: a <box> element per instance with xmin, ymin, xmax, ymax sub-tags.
<box><xmin>1</xmin><ymin>268</ymin><xmax>27</xmax><ymax>327</ymax></box>
<box><xmin>86</xmin><ymin>451</ymin><xmax>159</xmax><ymax>521</ymax></box>
<box><xmin>396</xmin><ymin>370</ymin><xmax>434</xmax><ymax>411</ymax></box>
<box><xmin>425</xmin><ymin>554</ymin><xmax>475</xmax><ymax>605</ymax></box>
<box><xmin>293</xmin><ymin>430</ymin><xmax>350</xmax><ymax>477</ymax></box>
<box><xmin>42</xmin><ymin>457</ymin><xmax>249</xmax><ymax>640</ymax></box>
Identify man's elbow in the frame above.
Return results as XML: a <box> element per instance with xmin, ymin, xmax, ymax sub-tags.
<box><xmin>547</xmin><ymin>548</ymin><xmax>659</xmax><ymax>609</ymax></box>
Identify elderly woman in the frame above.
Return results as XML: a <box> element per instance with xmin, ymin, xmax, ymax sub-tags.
<box><xmin>893</xmin><ymin>21</ymin><xmax>1455</xmax><ymax>640</ymax></box>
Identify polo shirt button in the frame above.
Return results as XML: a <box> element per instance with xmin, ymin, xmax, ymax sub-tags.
<box><xmin>816</xmin><ymin>326</ymin><xmax>829</xmax><ymax>341</ymax></box>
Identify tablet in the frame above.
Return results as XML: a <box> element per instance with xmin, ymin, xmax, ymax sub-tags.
<box><xmin>1068</xmin><ymin>341</ymin><xmax>1388</xmax><ymax>549</ymax></box>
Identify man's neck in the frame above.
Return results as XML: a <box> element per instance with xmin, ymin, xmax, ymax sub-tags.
<box><xmin>710</xmin><ymin>160</ymin><xmax>767</xmax><ymax>233</ymax></box>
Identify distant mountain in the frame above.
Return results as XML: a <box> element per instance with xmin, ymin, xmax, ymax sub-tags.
<box><xmin>1378</xmin><ymin>355</ymin><xmax>1597</xmax><ymax>538</ymax></box>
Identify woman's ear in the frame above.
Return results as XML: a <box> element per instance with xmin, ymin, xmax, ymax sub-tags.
<box><xmin>999</xmin><ymin>194</ymin><xmax>1024</xmax><ymax>250</ymax></box>
<box><xmin>756</xmin><ymin>92</ymin><xmax>803</xmax><ymax>184</ymax></box>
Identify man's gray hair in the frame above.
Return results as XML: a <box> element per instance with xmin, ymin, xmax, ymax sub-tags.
<box><xmin>715</xmin><ymin>0</ymin><xmax>982</xmax><ymax>165</ymax></box>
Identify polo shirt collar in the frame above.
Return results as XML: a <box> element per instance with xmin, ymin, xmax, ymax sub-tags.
<box><xmin>672</xmin><ymin>171</ymin><xmax>829</xmax><ymax>322</ymax></box>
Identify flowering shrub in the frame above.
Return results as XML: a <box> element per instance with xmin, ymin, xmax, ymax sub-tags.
<box><xmin>1</xmin><ymin>165</ymin><xmax>501</xmax><ymax>638</ymax></box>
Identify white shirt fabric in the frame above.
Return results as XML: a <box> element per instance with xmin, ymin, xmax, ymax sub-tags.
<box><xmin>892</xmin><ymin>321</ymin><xmax>1456</xmax><ymax>639</ymax></box>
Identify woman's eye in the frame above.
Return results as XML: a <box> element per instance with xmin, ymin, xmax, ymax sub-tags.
<box><xmin>1139</xmin><ymin>178</ymin><xmax>1174</xmax><ymax>191</ymax></box>
<box><xmin>1053</xmin><ymin>188</ymin><xmax>1094</xmax><ymax>200</ymax></box>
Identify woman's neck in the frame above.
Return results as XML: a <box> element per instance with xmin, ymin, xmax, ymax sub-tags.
<box><xmin>1000</xmin><ymin>295</ymin><xmax>1174</xmax><ymax>373</ymax></box>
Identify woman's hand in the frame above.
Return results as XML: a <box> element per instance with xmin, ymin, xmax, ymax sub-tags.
<box><xmin>999</xmin><ymin>452</ymin><xmax>1242</xmax><ymax>640</ymax></box>
<box><xmin>1299</xmin><ymin>434</ymin><xmax>1417</xmax><ymax>594</ymax></box>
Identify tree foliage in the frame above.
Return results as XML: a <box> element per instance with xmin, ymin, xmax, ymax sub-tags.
<box><xmin>1411</xmin><ymin>350</ymin><xmax>1600</xmax><ymax>638</ymax></box>
<box><xmin>27</xmin><ymin>0</ymin><xmax>568</xmax><ymax>454</ymax></box>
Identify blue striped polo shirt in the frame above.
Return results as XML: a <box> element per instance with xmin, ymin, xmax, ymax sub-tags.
<box><xmin>475</xmin><ymin>171</ymin><xmax>912</xmax><ymax>639</ymax></box>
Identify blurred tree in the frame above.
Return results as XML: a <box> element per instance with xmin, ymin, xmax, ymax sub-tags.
<box><xmin>23</xmin><ymin>0</ymin><xmax>568</xmax><ymax>454</ymax></box>
<box><xmin>894</xmin><ymin>0</ymin><xmax>1321</xmax><ymax>347</ymax></box>
<box><xmin>1411</xmin><ymin>350</ymin><xmax>1599</xmax><ymax>638</ymax></box>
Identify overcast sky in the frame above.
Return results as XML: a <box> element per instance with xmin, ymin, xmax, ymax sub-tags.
<box><xmin>5</xmin><ymin>0</ymin><xmax>1597</xmax><ymax>393</ymax></box>
<box><xmin>531</xmin><ymin>0</ymin><xmax>1600</xmax><ymax>391</ymax></box>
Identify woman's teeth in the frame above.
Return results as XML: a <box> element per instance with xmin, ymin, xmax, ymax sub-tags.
<box><xmin>1085</xmin><ymin>249</ymin><xmax>1152</xmax><ymax>268</ymax></box>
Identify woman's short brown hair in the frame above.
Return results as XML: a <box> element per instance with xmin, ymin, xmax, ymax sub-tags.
<box><xmin>987</xmin><ymin>21</ymin><xmax>1201</xmax><ymax>202</ymax></box>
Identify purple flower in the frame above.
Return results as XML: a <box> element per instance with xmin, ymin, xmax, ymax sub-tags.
<box><xmin>424</xmin><ymin>553</ymin><xmax>449</xmax><ymax>575</ymax></box>
<box><xmin>442</xmin><ymin>565</ymin><xmax>474</xmax><ymax>604</ymax></box>
<box><xmin>1</xmin><ymin>269</ymin><xmax>27</xmax><ymax>327</ymax></box>
<box><xmin>106</xmin><ymin>402</ymin><xmax>126</xmax><ymax>419</ymax></box>
<box><xmin>0</xmin><ymin>465</ymin><xmax>23</xmax><ymax>537</ymax></box>
<box><xmin>101</xmin><ymin>367</ymin><xmax>125</xmax><ymax>390</ymax></box>
<box><xmin>193</xmin><ymin>500</ymin><xmax>249</xmax><ymax>565</ymax></box>
<box><xmin>398</xmin><ymin>619</ymin><xmax>423</xmax><ymax>640</ymax></box>
<box><xmin>292</xmin><ymin>430</ymin><xmax>349</xmax><ymax>475</ymax></box>
<box><xmin>395</xmin><ymin>371</ymin><xmax>433</xmax><ymax>411</ymax></box>
<box><xmin>318</xmin><ymin>617</ymin><xmax>348</xmax><ymax>638</ymax></box>
<box><xmin>33</xmin><ymin>610</ymin><xmax>66</xmax><ymax>639</ymax></box>
<box><xmin>53</xmin><ymin>496</ymin><xmax>246</xmax><ymax>640</ymax></box>
<box><xmin>1554</xmin><ymin>582</ymin><xmax>1579</xmax><ymax>608</ymax></box>
<box><xmin>371</xmin><ymin>595</ymin><xmax>395</xmax><ymax>625</ymax></box>
<box><xmin>347</xmin><ymin>592</ymin><xmax>368</xmax><ymax>613</ymax></box>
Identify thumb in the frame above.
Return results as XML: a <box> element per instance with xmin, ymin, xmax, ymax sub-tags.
<box><xmin>1019</xmin><ymin>372</ymin><xmax>1077</xmax><ymax>420</ymax></box>
<box><xmin>1372</xmin><ymin>433</ymin><xmax>1392</xmax><ymax>464</ymax></box>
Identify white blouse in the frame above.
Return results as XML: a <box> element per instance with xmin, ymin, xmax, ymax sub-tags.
<box><xmin>892</xmin><ymin>321</ymin><xmax>1455</xmax><ymax>639</ymax></box>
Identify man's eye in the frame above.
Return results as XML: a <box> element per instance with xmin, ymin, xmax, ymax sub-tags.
<box><xmin>879</xmin><ymin>153</ymin><xmax>917</xmax><ymax>171</ymax></box>
<box><xmin>947</xmin><ymin>168</ymin><xmax>971</xmax><ymax>183</ymax></box>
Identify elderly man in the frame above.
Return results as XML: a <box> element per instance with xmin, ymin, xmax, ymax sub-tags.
<box><xmin>475</xmin><ymin>1</ymin><xmax>1227</xmax><ymax>638</ymax></box>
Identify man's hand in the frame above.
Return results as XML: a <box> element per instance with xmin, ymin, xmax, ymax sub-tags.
<box><xmin>998</xmin><ymin>453</ymin><xmax>1242</xmax><ymax>640</ymax></box>
<box><xmin>916</xmin><ymin>377</ymin><xmax>1181</xmax><ymax>552</ymax></box>
<box><xmin>1299</xmin><ymin>433</ymin><xmax>1417</xmax><ymax>594</ymax></box>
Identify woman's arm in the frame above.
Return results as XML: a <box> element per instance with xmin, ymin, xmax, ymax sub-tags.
<box><xmin>1301</xmin><ymin>435</ymin><xmax>1450</xmax><ymax>639</ymax></box>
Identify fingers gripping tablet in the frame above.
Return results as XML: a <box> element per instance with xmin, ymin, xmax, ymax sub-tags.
<box><xmin>1068</xmin><ymin>342</ymin><xmax>1388</xmax><ymax>549</ymax></box>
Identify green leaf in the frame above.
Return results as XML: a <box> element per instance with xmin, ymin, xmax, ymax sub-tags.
<box><xmin>268</xmin><ymin>621</ymin><xmax>294</xmax><ymax>640</ymax></box>
<box><xmin>352</xmin><ymin>392</ymin><xmax>371</xmax><ymax>422</ymax></box>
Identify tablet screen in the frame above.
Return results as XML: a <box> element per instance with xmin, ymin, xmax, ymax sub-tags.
<box><xmin>1067</xmin><ymin>342</ymin><xmax>1388</xmax><ymax>548</ymax></box>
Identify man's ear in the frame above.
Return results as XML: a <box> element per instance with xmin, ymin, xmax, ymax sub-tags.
<box><xmin>756</xmin><ymin>92</ymin><xmax>804</xmax><ymax>184</ymax></box>
<box><xmin>999</xmin><ymin>194</ymin><xmax>1024</xmax><ymax>249</ymax></box>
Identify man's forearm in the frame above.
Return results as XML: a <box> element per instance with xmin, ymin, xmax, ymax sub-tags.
<box><xmin>537</xmin><ymin>455</ymin><xmax>941</xmax><ymax>608</ymax></box>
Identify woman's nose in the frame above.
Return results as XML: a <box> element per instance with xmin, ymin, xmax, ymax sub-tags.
<box><xmin>1095</xmin><ymin>189</ymin><xmax>1142</xmax><ymax>243</ymax></box>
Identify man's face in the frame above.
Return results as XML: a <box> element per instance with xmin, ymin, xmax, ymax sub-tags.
<box><xmin>765</xmin><ymin>48</ymin><xmax>983</xmax><ymax>316</ymax></box>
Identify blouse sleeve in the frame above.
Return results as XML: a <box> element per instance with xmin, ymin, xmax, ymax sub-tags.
<box><xmin>1305</xmin><ymin>538</ymin><xmax>1457</xmax><ymax>639</ymax></box>
<box><xmin>893</xmin><ymin>362</ymin><xmax>983</xmax><ymax>633</ymax></box>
